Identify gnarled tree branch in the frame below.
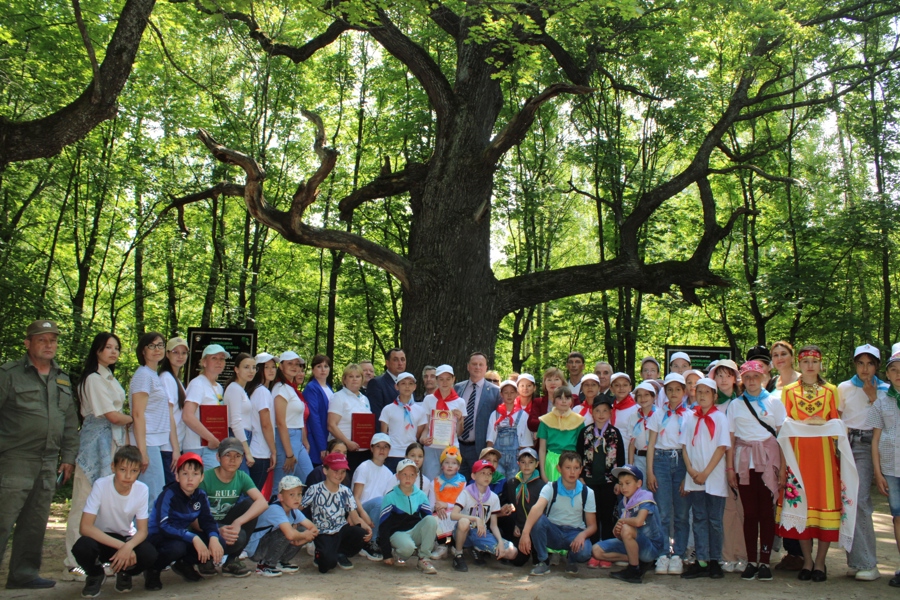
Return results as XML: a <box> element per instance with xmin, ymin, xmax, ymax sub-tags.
<box><xmin>338</xmin><ymin>162</ymin><xmax>429</xmax><ymax>221</ymax></box>
<box><xmin>709</xmin><ymin>165</ymin><xmax>805</xmax><ymax>186</ymax></box>
<box><xmin>165</xmin><ymin>182</ymin><xmax>245</xmax><ymax>234</ymax></box>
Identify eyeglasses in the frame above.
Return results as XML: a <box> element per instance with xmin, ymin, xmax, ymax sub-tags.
<box><xmin>487</xmin><ymin>378</ymin><xmax>500</xmax><ymax>384</ymax></box>
<box><xmin>147</xmin><ymin>343</ymin><xmax>165</xmax><ymax>350</ymax></box>
<box><xmin>298</xmin><ymin>363</ymin><xmax>307</xmax><ymax>369</ymax></box>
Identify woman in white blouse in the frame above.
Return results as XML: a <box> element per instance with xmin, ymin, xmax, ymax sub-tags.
<box><xmin>223</xmin><ymin>352</ymin><xmax>257</xmax><ymax>473</ymax></box>
<box><xmin>272</xmin><ymin>351</ymin><xmax>315</xmax><ymax>491</ymax></box>
<box><xmin>158</xmin><ymin>336</ymin><xmax>188</xmax><ymax>486</ymax></box>
<box><xmin>327</xmin><ymin>363</ymin><xmax>373</xmax><ymax>474</ymax></box>
<box><xmin>244</xmin><ymin>353</ymin><xmax>279</xmax><ymax>490</ymax></box>
<box><xmin>182</xmin><ymin>344</ymin><xmax>229</xmax><ymax>468</ymax></box>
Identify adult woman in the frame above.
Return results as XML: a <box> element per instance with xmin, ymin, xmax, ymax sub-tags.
<box><xmin>327</xmin><ymin>363</ymin><xmax>372</xmax><ymax>474</ymax></box>
<box><xmin>64</xmin><ymin>333</ymin><xmax>132</xmax><ymax>578</ymax></box>
<box><xmin>303</xmin><ymin>354</ymin><xmax>333</xmax><ymax>465</ymax></box>
<box><xmin>771</xmin><ymin>341</ymin><xmax>801</xmax><ymax>403</ymax></box>
<box><xmin>530</xmin><ymin>367</ymin><xmax>564</xmax><ymax>431</ymax></box>
<box><xmin>182</xmin><ymin>344</ymin><xmax>229</xmax><ymax>468</ymax></box>
<box><xmin>130</xmin><ymin>331</ymin><xmax>179</xmax><ymax>505</ymax></box>
<box><xmin>159</xmin><ymin>337</ymin><xmax>188</xmax><ymax>486</ymax></box>
<box><xmin>223</xmin><ymin>352</ymin><xmax>257</xmax><ymax>473</ymax></box>
<box><xmin>273</xmin><ymin>351</ymin><xmax>315</xmax><ymax>492</ymax></box>
<box><xmin>777</xmin><ymin>345</ymin><xmax>856</xmax><ymax>582</ymax></box>
<box><xmin>245</xmin><ymin>353</ymin><xmax>278</xmax><ymax>490</ymax></box>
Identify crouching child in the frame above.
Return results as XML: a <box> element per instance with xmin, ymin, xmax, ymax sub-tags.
<box><xmin>379</xmin><ymin>459</ymin><xmax>439</xmax><ymax>574</ymax></box>
<box><xmin>245</xmin><ymin>476</ymin><xmax>318</xmax><ymax>576</ymax></box>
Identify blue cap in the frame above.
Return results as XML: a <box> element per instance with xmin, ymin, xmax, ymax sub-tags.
<box><xmin>612</xmin><ymin>464</ymin><xmax>644</xmax><ymax>481</ymax></box>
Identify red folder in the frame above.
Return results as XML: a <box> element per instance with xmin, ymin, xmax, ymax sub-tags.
<box><xmin>200</xmin><ymin>405</ymin><xmax>228</xmax><ymax>446</ymax></box>
<box><xmin>351</xmin><ymin>413</ymin><xmax>377</xmax><ymax>449</ymax></box>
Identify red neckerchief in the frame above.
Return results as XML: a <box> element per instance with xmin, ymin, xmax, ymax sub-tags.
<box><xmin>495</xmin><ymin>398</ymin><xmax>522</xmax><ymax>429</ymax></box>
<box><xmin>434</xmin><ymin>388</ymin><xmax>459</xmax><ymax>411</ymax></box>
<box><xmin>611</xmin><ymin>395</ymin><xmax>636</xmax><ymax>425</ymax></box>
<box><xmin>575</xmin><ymin>403</ymin><xmax>592</xmax><ymax>417</ymax></box>
<box><xmin>692</xmin><ymin>405</ymin><xmax>718</xmax><ymax>445</ymax></box>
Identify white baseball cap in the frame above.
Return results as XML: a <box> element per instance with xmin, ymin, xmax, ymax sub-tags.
<box><xmin>279</xmin><ymin>351</ymin><xmax>302</xmax><ymax>363</ymax></box>
<box><xmin>395</xmin><ymin>458</ymin><xmax>418</xmax><ymax>474</ymax></box>
<box><xmin>580</xmin><ymin>373</ymin><xmax>601</xmax><ymax>385</ymax></box>
<box><xmin>696</xmin><ymin>377</ymin><xmax>718</xmax><ymax>392</ymax></box>
<box><xmin>370</xmin><ymin>433</ymin><xmax>392</xmax><ymax>447</ymax></box>
<box><xmin>499</xmin><ymin>379</ymin><xmax>517</xmax><ymax>391</ymax></box>
<box><xmin>435</xmin><ymin>364</ymin><xmax>455</xmax><ymax>377</ymax></box>
<box><xmin>517</xmin><ymin>373</ymin><xmax>535</xmax><ymax>384</ymax></box>
<box><xmin>396</xmin><ymin>372</ymin><xmax>416</xmax><ymax>383</ymax></box>
<box><xmin>255</xmin><ymin>352</ymin><xmax>279</xmax><ymax>364</ymax></box>
<box><xmin>854</xmin><ymin>344</ymin><xmax>881</xmax><ymax>360</ymax></box>
<box><xmin>663</xmin><ymin>372</ymin><xmax>686</xmax><ymax>387</ymax></box>
<box><xmin>669</xmin><ymin>352</ymin><xmax>691</xmax><ymax>365</ymax></box>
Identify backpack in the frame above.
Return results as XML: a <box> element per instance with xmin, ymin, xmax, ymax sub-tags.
<box><xmin>544</xmin><ymin>480</ymin><xmax>589</xmax><ymax>519</ymax></box>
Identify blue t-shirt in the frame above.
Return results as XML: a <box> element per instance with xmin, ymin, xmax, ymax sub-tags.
<box><xmin>245</xmin><ymin>503</ymin><xmax>307</xmax><ymax>557</ymax></box>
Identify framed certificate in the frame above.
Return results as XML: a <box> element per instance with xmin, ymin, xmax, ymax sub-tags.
<box><xmin>430</xmin><ymin>409</ymin><xmax>455</xmax><ymax>448</ymax></box>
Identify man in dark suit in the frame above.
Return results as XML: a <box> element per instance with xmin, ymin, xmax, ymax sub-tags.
<box><xmin>454</xmin><ymin>352</ymin><xmax>501</xmax><ymax>479</ymax></box>
<box><xmin>365</xmin><ymin>348</ymin><xmax>406</xmax><ymax>421</ymax></box>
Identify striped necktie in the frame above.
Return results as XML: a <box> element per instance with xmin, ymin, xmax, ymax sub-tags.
<box><xmin>462</xmin><ymin>383</ymin><xmax>477</xmax><ymax>440</ymax></box>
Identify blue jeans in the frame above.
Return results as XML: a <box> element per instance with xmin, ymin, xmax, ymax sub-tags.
<box><xmin>690</xmin><ymin>491</ymin><xmax>725</xmax><ymax>562</ymax></box>
<box><xmin>274</xmin><ymin>428</ymin><xmax>314</xmax><ymax>493</ymax></box>
<box><xmin>229</xmin><ymin>428</ymin><xmax>253</xmax><ymax>475</ymax></box>
<box><xmin>363</xmin><ymin>497</ymin><xmax>384</xmax><ymax>540</ymax></box>
<box><xmin>183</xmin><ymin>446</ymin><xmax>220</xmax><ymax>470</ymax></box>
<box><xmin>159</xmin><ymin>451</ymin><xmax>176</xmax><ymax>486</ymax></box>
<box><xmin>248</xmin><ymin>458</ymin><xmax>270</xmax><ymax>492</ymax></box>
<box><xmin>139</xmin><ymin>446</ymin><xmax>165</xmax><ymax>507</ymax></box>
<box><xmin>529</xmin><ymin>515</ymin><xmax>592</xmax><ymax>563</ymax></box>
<box><xmin>423</xmin><ymin>446</ymin><xmax>442</xmax><ymax>480</ymax></box>
<box><xmin>652</xmin><ymin>449</ymin><xmax>689</xmax><ymax>557</ymax></box>
<box><xmin>848</xmin><ymin>430</ymin><xmax>877</xmax><ymax>570</ymax></box>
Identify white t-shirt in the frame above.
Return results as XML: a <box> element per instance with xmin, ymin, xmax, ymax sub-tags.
<box><xmin>249</xmin><ymin>385</ymin><xmax>275</xmax><ymax>458</ymax></box>
<box><xmin>680</xmin><ymin>408</ymin><xmax>731</xmax><ymax>496</ymax></box>
<box><xmin>611</xmin><ymin>404</ymin><xmax>639</xmax><ymax>457</ymax></box>
<box><xmin>83</xmin><ymin>474</ymin><xmax>149</xmax><ymax>537</ymax></box>
<box><xmin>648</xmin><ymin>405</ymin><xmax>687</xmax><ymax>450</ymax></box>
<box><xmin>351</xmin><ymin>460</ymin><xmax>395</xmax><ymax>503</ymax></box>
<box><xmin>454</xmin><ymin>486</ymin><xmax>502</xmax><ymax>518</ymax></box>
<box><xmin>726</xmin><ymin>395</ymin><xmax>786</xmax><ymax>468</ymax></box>
<box><xmin>183</xmin><ymin>375</ymin><xmax>223</xmax><ymax>450</ymax></box>
<box><xmin>421</xmin><ymin>393</ymin><xmax>467</xmax><ymax>449</ymax></box>
<box><xmin>224</xmin><ymin>382</ymin><xmax>254</xmax><ymax>443</ymax></box>
<box><xmin>486</xmin><ymin>407</ymin><xmax>533</xmax><ymax>448</ymax></box>
<box><xmin>272</xmin><ymin>382</ymin><xmax>305</xmax><ymax>429</ymax></box>
<box><xmin>379</xmin><ymin>400</ymin><xmax>428</xmax><ymax>458</ymax></box>
<box><xmin>624</xmin><ymin>408</ymin><xmax>655</xmax><ymax>453</ymax></box>
<box><xmin>328</xmin><ymin>387</ymin><xmax>371</xmax><ymax>442</ymax></box>
<box><xmin>129</xmin><ymin>366</ymin><xmax>171</xmax><ymax>447</ymax></box>
<box><xmin>568</xmin><ymin>379</ymin><xmax>582</xmax><ymax>396</ymax></box>
<box><xmin>159</xmin><ymin>371</ymin><xmax>185</xmax><ymax>452</ymax></box>
<box><xmin>838</xmin><ymin>381</ymin><xmax>876</xmax><ymax>430</ymax></box>
<box><xmin>538</xmin><ymin>481</ymin><xmax>596</xmax><ymax>529</ymax></box>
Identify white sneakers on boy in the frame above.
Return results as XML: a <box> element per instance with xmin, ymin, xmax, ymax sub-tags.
<box><xmin>668</xmin><ymin>556</ymin><xmax>684</xmax><ymax>575</ymax></box>
<box><xmin>655</xmin><ymin>555</ymin><xmax>670</xmax><ymax>574</ymax></box>
<box><xmin>855</xmin><ymin>568</ymin><xmax>881</xmax><ymax>581</ymax></box>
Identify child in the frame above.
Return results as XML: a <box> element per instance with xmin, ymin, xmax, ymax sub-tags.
<box><xmin>726</xmin><ymin>360</ymin><xmax>785</xmax><ymax>581</ymax></box>
<box><xmin>450</xmin><ymin>459</ymin><xmax>518</xmax><ymax>571</ymax></box>
<box><xmin>575</xmin><ymin>398</ymin><xmax>624</xmax><ymax>543</ymax></box>
<box><xmin>626</xmin><ymin>381</ymin><xmax>657</xmax><ymax>475</ymax></box>
<box><xmin>406</xmin><ymin>442</ymin><xmax>436</xmax><ymax>508</ymax></box>
<box><xmin>302</xmin><ymin>452</ymin><xmax>372</xmax><ymax>573</ymax></box>
<box><xmin>379</xmin><ymin>372</ymin><xmax>427</xmax><ymax>473</ymax></box>
<box><xmin>680</xmin><ymin>377</ymin><xmax>731</xmax><ymax>579</ymax></box>
<box><xmin>592</xmin><ymin>464</ymin><xmax>666</xmax><ymax>584</ymax></box>
<box><xmin>609</xmin><ymin>373</ymin><xmax>639</xmax><ymax>453</ymax></box>
<box><xmin>245</xmin><ymin>476</ymin><xmax>318</xmax><ymax>577</ymax></box>
<box><xmin>640</xmin><ymin>358</ymin><xmax>660</xmax><ymax>381</ymax></box>
<box><xmin>196</xmin><ymin>438</ymin><xmax>269</xmax><ymax>577</ymax></box>
<box><xmin>501</xmin><ymin>448</ymin><xmax>544</xmax><ymax>566</ymax></box>
<box><xmin>145</xmin><ymin>453</ymin><xmax>223</xmax><ymax>590</ymax></box>
<box><xmin>538</xmin><ymin>386</ymin><xmax>586</xmax><ymax>482</ymax></box>
<box><xmin>684</xmin><ymin>369</ymin><xmax>704</xmax><ymax>408</ymax></box>
<box><xmin>433</xmin><ymin>446</ymin><xmax>466</xmax><ymax>543</ymax></box>
<box><xmin>574</xmin><ymin>373</ymin><xmax>603</xmax><ymax>426</ymax></box>
<box><xmin>351</xmin><ymin>432</ymin><xmax>395</xmax><ymax>561</ymax></box>
<box><xmin>519</xmin><ymin>452</ymin><xmax>597</xmax><ymax>575</ymax></box>
<box><xmin>305</xmin><ymin>439</ymin><xmax>350</xmax><ymax>488</ymax></box>
<box><xmin>378</xmin><ymin>459</ymin><xmax>439</xmax><ymax>573</ymax></box>
<box><xmin>487</xmin><ymin>380</ymin><xmax>533</xmax><ymax>478</ymax></box>
<box><xmin>419</xmin><ymin>365</ymin><xmax>466</xmax><ymax>479</ymax></box>
<box><xmin>72</xmin><ymin>446</ymin><xmax>157</xmax><ymax>598</ymax></box>
<box><xmin>869</xmin><ymin>348</ymin><xmax>900</xmax><ymax>587</ymax></box>
<box><xmin>669</xmin><ymin>352</ymin><xmax>692</xmax><ymax>375</ymax></box>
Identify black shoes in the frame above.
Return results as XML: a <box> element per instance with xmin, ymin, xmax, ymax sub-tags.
<box><xmin>453</xmin><ymin>553</ymin><xmax>468</xmax><ymax>572</ymax></box>
<box><xmin>756</xmin><ymin>564</ymin><xmax>773</xmax><ymax>581</ymax></box>
<box><xmin>740</xmin><ymin>563</ymin><xmax>759</xmax><ymax>580</ymax></box>
<box><xmin>171</xmin><ymin>561</ymin><xmax>202</xmax><ymax>582</ymax></box>
<box><xmin>709</xmin><ymin>560</ymin><xmax>724</xmax><ymax>579</ymax></box>
<box><xmin>681</xmin><ymin>562</ymin><xmax>710</xmax><ymax>579</ymax></box>
<box><xmin>6</xmin><ymin>577</ymin><xmax>57</xmax><ymax>589</ymax></box>
<box><xmin>81</xmin><ymin>574</ymin><xmax>105</xmax><ymax>598</ymax></box>
<box><xmin>143</xmin><ymin>570</ymin><xmax>162</xmax><ymax>591</ymax></box>
<box><xmin>611</xmin><ymin>564</ymin><xmax>643</xmax><ymax>584</ymax></box>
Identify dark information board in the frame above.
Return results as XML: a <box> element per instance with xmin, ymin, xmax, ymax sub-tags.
<box><xmin>186</xmin><ymin>327</ymin><xmax>257</xmax><ymax>386</ymax></box>
<box><xmin>663</xmin><ymin>345</ymin><xmax>733</xmax><ymax>376</ymax></box>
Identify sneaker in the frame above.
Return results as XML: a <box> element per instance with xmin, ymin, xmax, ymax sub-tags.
<box><xmin>709</xmin><ymin>560</ymin><xmax>724</xmax><ymax>579</ymax></box>
<box><xmin>855</xmin><ymin>568</ymin><xmax>881</xmax><ymax>581</ymax></box>
<box><xmin>530</xmin><ymin>562</ymin><xmax>550</xmax><ymax>576</ymax></box>
<box><xmin>610</xmin><ymin>564</ymin><xmax>643</xmax><ymax>584</ymax></box>
<box><xmin>890</xmin><ymin>570</ymin><xmax>900</xmax><ymax>588</ymax></box>
<box><xmin>337</xmin><ymin>554</ymin><xmax>354</xmax><ymax>570</ymax></box>
<box><xmin>104</xmin><ymin>564</ymin><xmax>115</xmax><ymax>577</ymax></box>
<box><xmin>430</xmin><ymin>545</ymin><xmax>448</xmax><ymax>560</ymax></box>
<box><xmin>81</xmin><ymin>574</ymin><xmax>105</xmax><ymax>598</ymax></box>
<box><xmin>587</xmin><ymin>558</ymin><xmax>602</xmax><ymax>569</ymax></box>
<box><xmin>115</xmin><ymin>571</ymin><xmax>132</xmax><ymax>593</ymax></box>
<box><xmin>639</xmin><ymin>561</ymin><xmax>655</xmax><ymax>575</ymax></box>
<box><xmin>360</xmin><ymin>542</ymin><xmax>383</xmax><ymax>562</ymax></box>
<box><xmin>684</xmin><ymin>547</ymin><xmax>696</xmax><ymax>565</ymax></box>
<box><xmin>565</xmin><ymin>562</ymin><xmax>578</xmax><ymax>575</ymax></box>
<box><xmin>417</xmin><ymin>558</ymin><xmax>437</xmax><ymax>574</ymax></box>
<box><xmin>681</xmin><ymin>562</ymin><xmax>711</xmax><ymax>579</ymax></box>
<box><xmin>668</xmin><ymin>555</ymin><xmax>684</xmax><ymax>575</ymax></box>
<box><xmin>276</xmin><ymin>562</ymin><xmax>300</xmax><ymax>574</ymax></box>
<box><xmin>735</xmin><ymin>559</ymin><xmax>748</xmax><ymax>573</ymax></box>
<box><xmin>757</xmin><ymin>564</ymin><xmax>773</xmax><ymax>581</ymax></box>
<box><xmin>143</xmin><ymin>570</ymin><xmax>162</xmax><ymax>591</ymax></box>
<box><xmin>255</xmin><ymin>564</ymin><xmax>282</xmax><ymax>577</ymax></box>
<box><xmin>741</xmin><ymin>563</ymin><xmax>759</xmax><ymax>580</ymax></box>
<box><xmin>655</xmin><ymin>555</ymin><xmax>670</xmax><ymax>575</ymax></box>
<box><xmin>721</xmin><ymin>560</ymin><xmax>736</xmax><ymax>573</ymax></box>
<box><xmin>471</xmin><ymin>549</ymin><xmax>487</xmax><ymax>566</ymax></box>
<box><xmin>307</xmin><ymin>543</ymin><xmax>315</xmax><ymax>556</ymax></box>
<box><xmin>549</xmin><ymin>553</ymin><xmax>561</xmax><ymax>566</ymax></box>
<box><xmin>221</xmin><ymin>559</ymin><xmax>251</xmax><ymax>578</ymax></box>
<box><xmin>171</xmin><ymin>561</ymin><xmax>202</xmax><ymax>582</ymax></box>
<box><xmin>196</xmin><ymin>559</ymin><xmax>217</xmax><ymax>577</ymax></box>
<box><xmin>453</xmin><ymin>553</ymin><xmax>468</xmax><ymax>572</ymax></box>
<box><xmin>66</xmin><ymin>567</ymin><xmax>88</xmax><ymax>582</ymax></box>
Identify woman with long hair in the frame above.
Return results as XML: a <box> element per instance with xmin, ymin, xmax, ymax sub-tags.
<box><xmin>182</xmin><ymin>344</ymin><xmax>229</xmax><ymax>468</ymax></box>
<box><xmin>158</xmin><ymin>337</ymin><xmax>188</xmax><ymax>486</ymax></box>
<box><xmin>272</xmin><ymin>351</ymin><xmax>315</xmax><ymax>492</ymax></box>
<box><xmin>244</xmin><ymin>353</ymin><xmax>278</xmax><ymax>490</ymax></box>
<box><xmin>223</xmin><ymin>352</ymin><xmax>257</xmax><ymax>474</ymax></box>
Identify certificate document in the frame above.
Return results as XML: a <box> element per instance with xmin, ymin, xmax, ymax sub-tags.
<box><xmin>430</xmin><ymin>409</ymin><xmax>456</xmax><ymax>448</ymax></box>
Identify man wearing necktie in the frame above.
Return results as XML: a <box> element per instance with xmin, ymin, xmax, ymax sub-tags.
<box><xmin>366</xmin><ymin>348</ymin><xmax>407</xmax><ymax>421</ymax></box>
<box><xmin>455</xmin><ymin>352</ymin><xmax>501</xmax><ymax>479</ymax></box>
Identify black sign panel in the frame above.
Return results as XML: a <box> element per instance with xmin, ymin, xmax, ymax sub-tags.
<box><xmin>663</xmin><ymin>345</ymin><xmax>733</xmax><ymax>376</ymax></box>
<box><xmin>186</xmin><ymin>327</ymin><xmax>257</xmax><ymax>386</ymax></box>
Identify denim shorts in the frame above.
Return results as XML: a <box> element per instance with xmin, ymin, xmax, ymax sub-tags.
<box><xmin>595</xmin><ymin>531</ymin><xmax>661</xmax><ymax>563</ymax></box>
<box><xmin>454</xmin><ymin>523</ymin><xmax>511</xmax><ymax>553</ymax></box>
<box><xmin>886</xmin><ymin>475</ymin><xmax>900</xmax><ymax>517</ymax></box>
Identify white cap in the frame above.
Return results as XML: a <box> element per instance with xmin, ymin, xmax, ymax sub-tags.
<box><xmin>255</xmin><ymin>352</ymin><xmax>278</xmax><ymax>365</ymax></box>
<box><xmin>610</xmin><ymin>372</ymin><xmax>631</xmax><ymax>384</ymax></box>
<box><xmin>696</xmin><ymin>377</ymin><xmax>718</xmax><ymax>392</ymax></box>
<box><xmin>517</xmin><ymin>373</ymin><xmax>535</xmax><ymax>384</ymax></box>
<box><xmin>395</xmin><ymin>458</ymin><xmax>418</xmax><ymax>474</ymax></box>
<box><xmin>893</xmin><ymin>342</ymin><xmax>900</xmax><ymax>356</ymax></box>
<box><xmin>279</xmin><ymin>351</ymin><xmax>301</xmax><ymax>363</ymax></box>
<box><xmin>854</xmin><ymin>344</ymin><xmax>881</xmax><ymax>360</ymax></box>
<box><xmin>663</xmin><ymin>373</ymin><xmax>686</xmax><ymax>387</ymax></box>
<box><xmin>640</xmin><ymin>357</ymin><xmax>660</xmax><ymax>368</ymax></box>
<box><xmin>435</xmin><ymin>364</ymin><xmax>454</xmax><ymax>377</ymax></box>
<box><xmin>396</xmin><ymin>372</ymin><xmax>416</xmax><ymax>383</ymax></box>
<box><xmin>201</xmin><ymin>344</ymin><xmax>231</xmax><ymax>359</ymax></box>
<box><xmin>634</xmin><ymin>381</ymin><xmax>657</xmax><ymax>396</ymax></box>
<box><xmin>580</xmin><ymin>373</ymin><xmax>601</xmax><ymax>385</ymax></box>
<box><xmin>684</xmin><ymin>369</ymin><xmax>705</xmax><ymax>381</ymax></box>
<box><xmin>499</xmin><ymin>379</ymin><xmax>517</xmax><ymax>391</ymax></box>
<box><xmin>709</xmin><ymin>359</ymin><xmax>738</xmax><ymax>378</ymax></box>
<box><xmin>670</xmin><ymin>352</ymin><xmax>691</xmax><ymax>365</ymax></box>
<box><xmin>370</xmin><ymin>433</ymin><xmax>392</xmax><ymax>447</ymax></box>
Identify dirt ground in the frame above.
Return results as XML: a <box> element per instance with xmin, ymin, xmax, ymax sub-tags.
<box><xmin>4</xmin><ymin>492</ymin><xmax>900</xmax><ymax>600</ymax></box>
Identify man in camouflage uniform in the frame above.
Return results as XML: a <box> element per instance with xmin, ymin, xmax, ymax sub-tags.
<box><xmin>0</xmin><ymin>320</ymin><xmax>79</xmax><ymax>589</ymax></box>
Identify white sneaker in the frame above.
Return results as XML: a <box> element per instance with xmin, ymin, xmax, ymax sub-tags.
<box><xmin>307</xmin><ymin>543</ymin><xmax>315</xmax><ymax>556</ymax></box>
<box><xmin>668</xmin><ymin>555</ymin><xmax>684</xmax><ymax>575</ymax></box>
<box><xmin>684</xmin><ymin>547</ymin><xmax>696</xmax><ymax>564</ymax></box>
<box><xmin>734</xmin><ymin>559</ymin><xmax>748</xmax><ymax>573</ymax></box>
<box><xmin>430</xmin><ymin>545</ymin><xmax>448</xmax><ymax>560</ymax></box>
<box><xmin>64</xmin><ymin>567</ymin><xmax>87</xmax><ymax>582</ymax></box>
<box><xmin>655</xmin><ymin>555</ymin><xmax>670</xmax><ymax>574</ymax></box>
<box><xmin>855</xmin><ymin>568</ymin><xmax>881</xmax><ymax>581</ymax></box>
<box><xmin>721</xmin><ymin>561</ymin><xmax>736</xmax><ymax>573</ymax></box>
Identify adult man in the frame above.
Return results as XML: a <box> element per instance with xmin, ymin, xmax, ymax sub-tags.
<box><xmin>419</xmin><ymin>365</ymin><xmax>437</xmax><ymax>402</ymax></box>
<box><xmin>366</xmin><ymin>349</ymin><xmax>406</xmax><ymax>420</ymax></box>
<box><xmin>594</xmin><ymin>361</ymin><xmax>614</xmax><ymax>401</ymax></box>
<box><xmin>0</xmin><ymin>320</ymin><xmax>79</xmax><ymax>589</ymax></box>
<box><xmin>454</xmin><ymin>352</ymin><xmax>501</xmax><ymax>478</ymax></box>
<box><xmin>566</xmin><ymin>352</ymin><xmax>586</xmax><ymax>396</ymax></box>
<box><xmin>359</xmin><ymin>359</ymin><xmax>376</xmax><ymax>396</ymax></box>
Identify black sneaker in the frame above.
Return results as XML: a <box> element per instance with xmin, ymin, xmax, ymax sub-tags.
<box><xmin>221</xmin><ymin>559</ymin><xmax>251</xmax><ymax>578</ymax></box>
<box><xmin>756</xmin><ymin>564</ymin><xmax>773</xmax><ymax>581</ymax></box>
<box><xmin>197</xmin><ymin>559</ymin><xmax>217</xmax><ymax>577</ymax></box>
<box><xmin>611</xmin><ymin>565</ymin><xmax>643</xmax><ymax>584</ymax></box>
<box><xmin>890</xmin><ymin>571</ymin><xmax>900</xmax><ymax>588</ymax></box>
<box><xmin>143</xmin><ymin>570</ymin><xmax>162</xmax><ymax>591</ymax></box>
<box><xmin>639</xmin><ymin>560</ymin><xmax>655</xmax><ymax>575</ymax></box>
<box><xmin>81</xmin><ymin>574</ymin><xmax>105</xmax><ymax>598</ymax></box>
<box><xmin>471</xmin><ymin>549</ymin><xmax>486</xmax><ymax>566</ymax></box>
<box><xmin>453</xmin><ymin>553</ymin><xmax>468</xmax><ymax>572</ymax></box>
<box><xmin>337</xmin><ymin>554</ymin><xmax>354</xmax><ymax>570</ymax></box>
<box><xmin>360</xmin><ymin>542</ymin><xmax>383</xmax><ymax>562</ymax></box>
<box><xmin>171</xmin><ymin>561</ymin><xmax>202</xmax><ymax>582</ymax></box>
<box><xmin>740</xmin><ymin>563</ymin><xmax>759</xmax><ymax>581</ymax></box>
<box><xmin>681</xmin><ymin>562</ymin><xmax>711</xmax><ymax>579</ymax></box>
<box><xmin>115</xmin><ymin>571</ymin><xmax>132</xmax><ymax>593</ymax></box>
<box><xmin>709</xmin><ymin>560</ymin><xmax>724</xmax><ymax>579</ymax></box>
<box><xmin>565</xmin><ymin>562</ymin><xmax>578</xmax><ymax>575</ymax></box>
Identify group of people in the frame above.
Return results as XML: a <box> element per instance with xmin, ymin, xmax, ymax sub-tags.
<box><xmin>3</xmin><ymin>320</ymin><xmax>900</xmax><ymax>596</ymax></box>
